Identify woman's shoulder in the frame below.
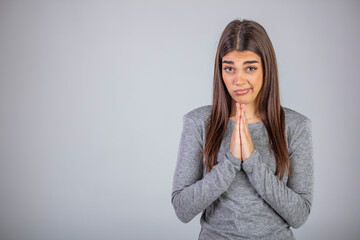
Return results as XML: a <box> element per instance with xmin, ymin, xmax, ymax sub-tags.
<box><xmin>282</xmin><ymin>106</ymin><xmax>312</xmax><ymax>154</ymax></box>
<box><xmin>182</xmin><ymin>105</ymin><xmax>312</xmax><ymax>130</ymax></box>
<box><xmin>282</xmin><ymin>106</ymin><xmax>312</xmax><ymax>134</ymax></box>
<box><xmin>184</xmin><ymin>105</ymin><xmax>212</xmax><ymax>121</ymax></box>
<box><xmin>182</xmin><ymin>105</ymin><xmax>212</xmax><ymax>130</ymax></box>
<box><xmin>283</xmin><ymin>106</ymin><xmax>311</xmax><ymax>123</ymax></box>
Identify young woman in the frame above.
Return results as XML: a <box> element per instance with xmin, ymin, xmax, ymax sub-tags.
<box><xmin>171</xmin><ymin>19</ymin><xmax>314</xmax><ymax>239</ymax></box>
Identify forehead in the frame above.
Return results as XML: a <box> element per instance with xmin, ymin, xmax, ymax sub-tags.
<box><xmin>222</xmin><ymin>50</ymin><xmax>261</xmax><ymax>62</ymax></box>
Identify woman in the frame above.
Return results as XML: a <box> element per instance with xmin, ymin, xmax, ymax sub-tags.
<box><xmin>171</xmin><ymin>19</ymin><xmax>313</xmax><ymax>239</ymax></box>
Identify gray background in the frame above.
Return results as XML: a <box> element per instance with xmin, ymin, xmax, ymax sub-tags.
<box><xmin>0</xmin><ymin>0</ymin><xmax>359</xmax><ymax>239</ymax></box>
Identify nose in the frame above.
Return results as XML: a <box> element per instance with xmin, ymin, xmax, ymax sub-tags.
<box><xmin>234</xmin><ymin>71</ymin><xmax>246</xmax><ymax>85</ymax></box>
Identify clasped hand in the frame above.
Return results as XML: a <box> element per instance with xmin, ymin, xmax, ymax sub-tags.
<box><xmin>229</xmin><ymin>103</ymin><xmax>254</xmax><ymax>162</ymax></box>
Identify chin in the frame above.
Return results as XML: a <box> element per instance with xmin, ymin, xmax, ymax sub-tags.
<box><xmin>234</xmin><ymin>99</ymin><xmax>250</xmax><ymax>104</ymax></box>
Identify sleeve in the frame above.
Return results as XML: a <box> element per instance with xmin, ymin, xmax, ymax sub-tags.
<box><xmin>241</xmin><ymin>118</ymin><xmax>313</xmax><ymax>228</ymax></box>
<box><xmin>171</xmin><ymin>114</ymin><xmax>242</xmax><ymax>223</ymax></box>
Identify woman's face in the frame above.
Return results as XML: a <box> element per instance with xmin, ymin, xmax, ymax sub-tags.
<box><xmin>222</xmin><ymin>50</ymin><xmax>263</xmax><ymax>107</ymax></box>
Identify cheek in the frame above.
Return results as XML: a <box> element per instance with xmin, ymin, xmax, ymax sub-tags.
<box><xmin>250</xmin><ymin>75</ymin><xmax>263</xmax><ymax>90</ymax></box>
<box><xmin>222</xmin><ymin>75</ymin><xmax>232</xmax><ymax>87</ymax></box>
<box><xmin>222</xmin><ymin>72</ymin><xmax>229</xmax><ymax>81</ymax></box>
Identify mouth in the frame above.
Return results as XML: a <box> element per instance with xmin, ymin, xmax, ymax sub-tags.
<box><xmin>234</xmin><ymin>88</ymin><xmax>251</xmax><ymax>95</ymax></box>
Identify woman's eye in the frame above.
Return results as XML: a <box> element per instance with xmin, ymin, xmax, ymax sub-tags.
<box><xmin>224</xmin><ymin>67</ymin><xmax>234</xmax><ymax>72</ymax></box>
<box><xmin>246</xmin><ymin>66</ymin><xmax>257</xmax><ymax>71</ymax></box>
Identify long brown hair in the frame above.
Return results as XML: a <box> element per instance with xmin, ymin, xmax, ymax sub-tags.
<box><xmin>200</xmin><ymin>19</ymin><xmax>291</xmax><ymax>180</ymax></box>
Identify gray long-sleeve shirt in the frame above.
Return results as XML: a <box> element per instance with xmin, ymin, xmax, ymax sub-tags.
<box><xmin>171</xmin><ymin>105</ymin><xmax>314</xmax><ymax>239</ymax></box>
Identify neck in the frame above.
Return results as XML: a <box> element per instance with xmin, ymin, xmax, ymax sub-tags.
<box><xmin>230</xmin><ymin>100</ymin><xmax>260</xmax><ymax>120</ymax></box>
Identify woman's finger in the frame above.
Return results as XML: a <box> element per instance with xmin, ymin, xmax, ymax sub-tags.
<box><xmin>235</xmin><ymin>103</ymin><xmax>240</xmax><ymax>143</ymax></box>
<box><xmin>240</xmin><ymin>104</ymin><xmax>254</xmax><ymax>161</ymax></box>
<box><xmin>239</xmin><ymin>104</ymin><xmax>245</xmax><ymax>158</ymax></box>
<box><xmin>241</xmin><ymin>104</ymin><xmax>246</xmax><ymax>133</ymax></box>
<box><xmin>237</xmin><ymin>103</ymin><xmax>241</xmax><ymax>156</ymax></box>
<box><xmin>243</xmin><ymin>106</ymin><xmax>251</xmax><ymax>138</ymax></box>
<box><xmin>229</xmin><ymin>102</ymin><xmax>242</xmax><ymax>159</ymax></box>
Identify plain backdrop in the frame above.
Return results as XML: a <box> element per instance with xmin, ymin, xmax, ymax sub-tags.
<box><xmin>0</xmin><ymin>0</ymin><xmax>359</xmax><ymax>239</ymax></box>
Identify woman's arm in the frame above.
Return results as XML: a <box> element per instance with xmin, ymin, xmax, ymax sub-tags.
<box><xmin>242</xmin><ymin>118</ymin><xmax>314</xmax><ymax>228</ymax></box>
<box><xmin>171</xmin><ymin>114</ymin><xmax>241</xmax><ymax>223</ymax></box>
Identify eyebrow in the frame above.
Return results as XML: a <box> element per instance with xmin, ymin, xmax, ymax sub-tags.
<box><xmin>222</xmin><ymin>60</ymin><xmax>259</xmax><ymax>65</ymax></box>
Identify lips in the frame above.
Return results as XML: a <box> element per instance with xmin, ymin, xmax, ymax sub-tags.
<box><xmin>234</xmin><ymin>88</ymin><xmax>251</xmax><ymax>95</ymax></box>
